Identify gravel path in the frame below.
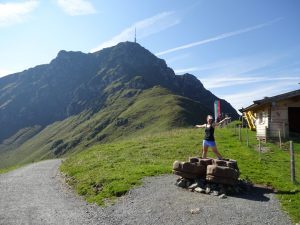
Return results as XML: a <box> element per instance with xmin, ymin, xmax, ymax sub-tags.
<box><xmin>0</xmin><ymin>159</ymin><xmax>292</xmax><ymax>225</ymax></box>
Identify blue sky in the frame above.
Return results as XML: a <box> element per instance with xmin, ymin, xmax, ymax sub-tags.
<box><xmin>0</xmin><ymin>0</ymin><xmax>299</xmax><ymax>111</ymax></box>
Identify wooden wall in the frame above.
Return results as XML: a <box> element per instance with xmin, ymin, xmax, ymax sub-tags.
<box><xmin>253</xmin><ymin>96</ymin><xmax>300</xmax><ymax>139</ymax></box>
<box><xmin>269</xmin><ymin>105</ymin><xmax>288</xmax><ymax>138</ymax></box>
<box><xmin>270</xmin><ymin>97</ymin><xmax>300</xmax><ymax>138</ymax></box>
<box><xmin>254</xmin><ymin>96</ymin><xmax>300</xmax><ymax>139</ymax></box>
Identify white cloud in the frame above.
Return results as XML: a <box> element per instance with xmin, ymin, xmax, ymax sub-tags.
<box><xmin>165</xmin><ymin>54</ymin><xmax>190</xmax><ymax>64</ymax></box>
<box><xmin>91</xmin><ymin>11</ymin><xmax>180</xmax><ymax>52</ymax></box>
<box><xmin>156</xmin><ymin>18</ymin><xmax>282</xmax><ymax>56</ymax></box>
<box><xmin>174</xmin><ymin>56</ymin><xmax>279</xmax><ymax>76</ymax></box>
<box><xmin>0</xmin><ymin>69</ymin><xmax>14</xmax><ymax>78</ymax></box>
<box><xmin>178</xmin><ymin>54</ymin><xmax>288</xmax><ymax>88</ymax></box>
<box><xmin>0</xmin><ymin>0</ymin><xmax>39</xmax><ymax>27</ymax></box>
<box><xmin>197</xmin><ymin>55</ymin><xmax>282</xmax><ymax>76</ymax></box>
<box><xmin>174</xmin><ymin>67</ymin><xmax>199</xmax><ymax>74</ymax></box>
<box><xmin>56</xmin><ymin>0</ymin><xmax>96</xmax><ymax>16</ymax></box>
<box><xmin>182</xmin><ymin>53</ymin><xmax>300</xmax><ymax>111</ymax></box>
<box><xmin>222</xmin><ymin>81</ymin><xmax>299</xmax><ymax>111</ymax></box>
<box><xmin>201</xmin><ymin>75</ymin><xmax>298</xmax><ymax>89</ymax></box>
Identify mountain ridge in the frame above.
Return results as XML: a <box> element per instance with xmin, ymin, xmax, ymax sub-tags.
<box><xmin>0</xmin><ymin>41</ymin><xmax>238</xmax><ymax>168</ymax></box>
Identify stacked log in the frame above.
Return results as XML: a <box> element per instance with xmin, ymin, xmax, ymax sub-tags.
<box><xmin>172</xmin><ymin>161</ymin><xmax>207</xmax><ymax>179</ymax></box>
<box><xmin>206</xmin><ymin>165</ymin><xmax>239</xmax><ymax>185</ymax></box>
<box><xmin>172</xmin><ymin>157</ymin><xmax>243</xmax><ymax>195</ymax></box>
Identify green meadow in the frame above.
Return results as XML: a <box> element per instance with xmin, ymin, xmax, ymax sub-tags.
<box><xmin>60</xmin><ymin>124</ymin><xmax>300</xmax><ymax>223</ymax></box>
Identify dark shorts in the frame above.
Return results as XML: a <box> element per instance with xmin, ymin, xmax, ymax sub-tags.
<box><xmin>203</xmin><ymin>140</ymin><xmax>216</xmax><ymax>147</ymax></box>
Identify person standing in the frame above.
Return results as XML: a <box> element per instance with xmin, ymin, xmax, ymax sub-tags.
<box><xmin>195</xmin><ymin>115</ymin><xmax>230</xmax><ymax>159</ymax></box>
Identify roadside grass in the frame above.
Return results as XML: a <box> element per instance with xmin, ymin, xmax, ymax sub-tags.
<box><xmin>0</xmin><ymin>164</ymin><xmax>25</xmax><ymax>174</ymax></box>
<box><xmin>60</xmin><ymin>126</ymin><xmax>300</xmax><ymax>223</ymax></box>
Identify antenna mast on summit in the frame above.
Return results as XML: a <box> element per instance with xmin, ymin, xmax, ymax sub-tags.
<box><xmin>134</xmin><ymin>28</ymin><xmax>137</xmax><ymax>43</ymax></box>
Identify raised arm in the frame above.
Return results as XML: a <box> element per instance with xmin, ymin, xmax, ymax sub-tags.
<box><xmin>214</xmin><ymin>117</ymin><xmax>231</xmax><ymax>127</ymax></box>
<box><xmin>195</xmin><ymin>124</ymin><xmax>206</xmax><ymax>128</ymax></box>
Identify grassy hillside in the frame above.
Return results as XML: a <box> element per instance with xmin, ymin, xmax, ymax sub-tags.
<box><xmin>60</xmin><ymin>126</ymin><xmax>300</xmax><ymax>223</ymax></box>
<box><xmin>0</xmin><ymin>42</ymin><xmax>239</xmax><ymax>170</ymax></box>
<box><xmin>0</xmin><ymin>86</ymin><xmax>209</xmax><ymax>169</ymax></box>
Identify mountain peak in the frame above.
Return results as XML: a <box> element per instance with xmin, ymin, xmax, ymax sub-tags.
<box><xmin>91</xmin><ymin>41</ymin><xmax>172</xmax><ymax>85</ymax></box>
<box><xmin>114</xmin><ymin>41</ymin><xmax>142</xmax><ymax>48</ymax></box>
<box><xmin>93</xmin><ymin>41</ymin><xmax>142</xmax><ymax>53</ymax></box>
<box><xmin>93</xmin><ymin>41</ymin><xmax>157</xmax><ymax>60</ymax></box>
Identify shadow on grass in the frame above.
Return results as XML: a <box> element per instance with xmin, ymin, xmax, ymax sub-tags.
<box><xmin>275</xmin><ymin>189</ymin><xmax>300</xmax><ymax>195</ymax></box>
<box><xmin>232</xmin><ymin>183</ymin><xmax>300</xmax><ymax>202</ymax></box>
<box><xmin>231</xmin><ymin>185</ymin><xmax>274</xmax><ymax>202</ymax></box>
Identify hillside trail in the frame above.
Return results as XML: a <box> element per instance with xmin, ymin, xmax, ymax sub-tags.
<box><xmin>0</xmin><ymin>159</ymin><xmax>292</xmax><ymax>225</ymax></box>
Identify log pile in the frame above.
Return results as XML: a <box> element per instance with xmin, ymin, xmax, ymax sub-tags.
<box><xmin>173</xmin><ymin>157</ymin><xmax>250</xmax><ymax>196</ymax></box>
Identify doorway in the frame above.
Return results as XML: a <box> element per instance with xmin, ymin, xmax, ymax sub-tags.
<box><xmin>288</xmin><ymin>107</ymin><xmax>300</xmax><ymax>134</ymax></box>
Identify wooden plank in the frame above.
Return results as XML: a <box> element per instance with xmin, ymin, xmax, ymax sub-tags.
<box><xmin>290</xmin><ymin>141</ymin><xmax>295</xmax><ymax>183</ymax></box>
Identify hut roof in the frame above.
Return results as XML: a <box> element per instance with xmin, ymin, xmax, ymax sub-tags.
<box><xmin>239</xmin><ymin>89</ymin><xmax>300</xmax><ymax>113</ymax></box>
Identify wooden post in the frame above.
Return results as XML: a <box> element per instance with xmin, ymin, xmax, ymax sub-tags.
<box><xmin>265</xmin><ymin>126</ymin><xmax>267</xmax><ymax>143</ymax></box>
<box><xmin>239</xmin><ymin>125</ymin><xmax>242</xmax><ymax>142</ymax></box>
<box><xmin>259</xmin><ymin>139</ymin><xmax>262</xmax><ymax>160</ymax></box>
<box><xmin>283</xmin><ymin>123</ymin><xmax>286</xmax><ymax>139</ymax></box>
<box><xmin>290</xmin><ymin>141</ymin><xmax>295</xmax><ymax>184</ymax></box>
<box><xmin>278</xmin><ymin>129</ymin><xmax>282</xmax><ymax>149</ymax></box>
<box><xmin>242</xmin><ymin>116</ymin><xmax>244</xmax><ymax>128</ymax></box>
<box><xmin>246</xmin><ymin>128</ymin><xmax>249</xmax><ymax>147</ymax></box>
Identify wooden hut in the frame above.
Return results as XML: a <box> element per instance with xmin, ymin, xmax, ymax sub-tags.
<box><xmin>240</xmin><ymin>89</ymin><xmax>300</xmax><ymax>140</ymax></box>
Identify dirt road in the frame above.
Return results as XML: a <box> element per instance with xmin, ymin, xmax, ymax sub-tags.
<box><xmin>0</xmin><ymin>159</ymin><xmax>292</xmax><ymax>225</ymax></box>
